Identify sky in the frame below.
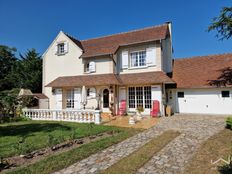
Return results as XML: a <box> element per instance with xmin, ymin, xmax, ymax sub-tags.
<box><xmin>0</xmin><ymin>0</ymin><xmax>231</xmax><ymax>59</ymax></box>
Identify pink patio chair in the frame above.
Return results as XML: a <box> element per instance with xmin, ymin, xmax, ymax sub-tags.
<box><xmin>118</xmin><ymin>100</ymin><xmax>126</xmax><ymax>116</ymax></box>
<box><xmin>150</xmin><ymin>100</ymin><xmax>160</xmax><ymax>117</ymax></box>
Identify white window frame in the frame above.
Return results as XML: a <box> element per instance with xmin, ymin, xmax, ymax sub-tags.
<box><xmin>128</xmin><ymin>86</ymin><xmax>151</xmax><ymax>109</ymax></box>
<box><xmin>57</xmin><ymin>43</ymin><xmax>65</xmax><ymax>55</ymax></box>
<box><xmin>66</xmin><ymin>89</ymin><xmax>74</xmax><ymax>109</ymax></box>
<box><xmin>130</xmin><ymin>50</ymin><xmax>146</xmax><ymax>68</ymax></box>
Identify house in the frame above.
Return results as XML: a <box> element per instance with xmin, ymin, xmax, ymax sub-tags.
<box><xmin>42</xmin><ymin>22</ymin><xmax>232</xmax><ymax>116</ymax></box>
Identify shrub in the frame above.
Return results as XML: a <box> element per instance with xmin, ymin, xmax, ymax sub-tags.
<box><xmin>226</xmin><ymin>117</ymin><xmax>232</xmax><ymax>129</ymax></box>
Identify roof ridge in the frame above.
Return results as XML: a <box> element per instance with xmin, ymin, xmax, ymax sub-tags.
<box><xmin>80</xmin><ymin>23</ymin><xmax>168</xmax><ymax>42</ymax></box>
<box><xmin>64</xmin><ymin>32</ymin><xmax>81</xmax><ymax>42</ymax></box>
<box><xmin>175</xmin><ymin>52</ymin><xmax>232</xmax><ymax>61</ymax></box>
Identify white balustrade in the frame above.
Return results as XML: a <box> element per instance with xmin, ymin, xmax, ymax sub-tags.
<box><xmin>22</xmin><ymin>109</ymin><xmax>101</xmax><ymax>124</ymax></box>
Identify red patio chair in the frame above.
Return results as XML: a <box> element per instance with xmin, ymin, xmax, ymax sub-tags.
<box><xmin>150</xmin><ymin>100</ymin><xmax>160</xmax><ymax>117</ymax></box>
<box><xmin>118</xmin><ymin>100</ymin><xmax>126</xmax><ymax>116</ymax></box>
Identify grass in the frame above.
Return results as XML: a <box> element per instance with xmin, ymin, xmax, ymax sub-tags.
<box><xmin>226</xmin><ymin>117</ymin><xmax>232</xmax><ymax>129</ymax></box>
<box><xmin>184</xmin><ymin>129</ymin><xmax>232</xmax><ymax>174</ymax></box>
<box><xmin>101</xmin><ymin>130</ymin><xmax>180</xmax><ymax>174</ymax></box>
<box><xmin>0</xmin><ymin>120</ymin><xmax>123</xmax><ymax>158</ymax></box>
<box><xmin>7</xmin><ymin>128</ymin><xmax>140</xmax><ymax>174</ymax></box>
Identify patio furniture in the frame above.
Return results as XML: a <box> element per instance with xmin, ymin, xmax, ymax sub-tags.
<box><xmin>119</xmin><ymin>100</ymin><xmax>126</xmax><ymax>116</ymax></box>
<box><xmin>150</xmin><ymin>100</ymin><xmax>160</xmax><ymax>117</ymax></box>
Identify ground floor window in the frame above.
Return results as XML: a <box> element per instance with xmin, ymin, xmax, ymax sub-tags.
<box><xmin>66</xmin><ymin>89</ymin><xmax>74</xmax><ymax>108</ymax></box>
<box><xmin>128</xmin><ymin>86</ymin><xmax>151</xmax><ymax>109</ymax></box>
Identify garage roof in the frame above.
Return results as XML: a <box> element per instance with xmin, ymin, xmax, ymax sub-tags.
<box><xmin>173</xmin><ymin>53</ymin><xmax>232</xmax><ymax>88</ymax></box>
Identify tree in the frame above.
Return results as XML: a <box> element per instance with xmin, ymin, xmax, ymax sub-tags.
<box><xmin>0</xmin><ymin>45</ymin><xmax>17</xmax><ymax>91</ymax></box>
<box><xmin>208</xmin><ymin>6</ymin><xmax>232</xmax><ymax>40</ymax></box>
<box><xmin>7</xmin><ymin>49</ymin><xmax>42</xmax><ymax>93</ymax></box>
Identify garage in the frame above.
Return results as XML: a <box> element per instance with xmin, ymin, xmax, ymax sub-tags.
<box><xmin>175</xmin><ymin>89</ymin><xmax>232</xmax><ymax>115</ymax></box>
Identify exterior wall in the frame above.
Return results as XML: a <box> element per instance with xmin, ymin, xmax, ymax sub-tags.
<box><xmin>82</xmin><ymin>56</ymin><xmax>114</xmax><ymax>75</ymax></box>
<box><xmin>43</xmin><ymin>32</ymin><xmax>114</xmax><ymax>109</ymax></box>
<box><xmin>116</xmin><ymin>42</ymin><xmax>162</xmax><ymax>74</ymax></box>
<box><xmin>169</xmin><ymin>88</ymin><xmax>232</xmax><ymax>115</ymax></box>
<box><xmin>39</xmin><ymin>99</ymin><xmax>49</xmax><ymax>109</ymax></box>
<box><xmin>161</xmin><ymin>36</ymin><xmax>172</xmax><ymax>73</ymax></box>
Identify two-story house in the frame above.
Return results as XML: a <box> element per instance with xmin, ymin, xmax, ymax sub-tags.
<box><xmin>41</xmin><ymin>22</ymin><xmax>232</xmax><ymax>117</ymax></box>
<box><xmin>43</xmin><ymin>22</ymin><xmax>174</xmax><ymax>115</ymax></box>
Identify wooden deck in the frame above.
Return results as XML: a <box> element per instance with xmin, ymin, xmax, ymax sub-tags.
<box><xmin>102</xmin><ymin>115</ymin><xmax>158</xmax><ymax>129</ymax></box>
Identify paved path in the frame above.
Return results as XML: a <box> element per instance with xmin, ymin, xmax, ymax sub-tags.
<box><xmin>54</xmin><ymin>115</ymin><xmax>225</xmax><ymax>174</ymax></box>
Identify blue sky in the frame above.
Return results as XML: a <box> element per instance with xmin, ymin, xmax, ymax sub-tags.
<box><xmin>0</xmin><ymin>0</ymin><xmax>231</xmax><ymax>58</ymax></box>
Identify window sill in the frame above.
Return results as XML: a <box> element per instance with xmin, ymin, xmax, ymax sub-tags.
<box><xmin>128</xmin><ymin>65</ymin><xmax>148</xmax><ymax>70</ymax></box>
<box><xmin>56</xmin><ymin>52</ymin><xmax>67</xmax><ymax>56</ymax></box>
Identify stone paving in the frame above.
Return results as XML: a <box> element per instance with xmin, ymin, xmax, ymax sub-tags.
<box><xmin>54</xmin><ymin>114</ymin><xmax>226</xmax><ymax>174</ymax></box>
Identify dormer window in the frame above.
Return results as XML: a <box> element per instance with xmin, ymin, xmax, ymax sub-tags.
<box><xmin>56</xmin><ymin>42</ymin><xmax>68</xmax><ymax>55</ymax></box>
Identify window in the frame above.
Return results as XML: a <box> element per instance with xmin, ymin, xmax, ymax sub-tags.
<box><xmin>177</xmin><ymin>92</ymin><xmax>184</xmax><ymax>98</ymax></box>
<box><xmin>66</xmin><ymin>89</ymin><xmax>74</xmax><ymax>108</ymax></box>
<box><xmin>128</xmin><ymin>87</ymin><xmax>135</xmax><ymax>108</ymax></box>
<box><xmin>144</xmin><ymin>86</ymin><xmax>152</xmax><ymax>108</ymax></box>
<box><xmin>222</xmin><ymin>91</ymin><xmax>230</xmax><ymax>98</ymax></box>
<box><xmin>87</xmin><ymin>88</ymin><xmax>90</xmax><ymax>97</ymax></box>
<box><xmin>57</xmin><ymin>43</ymin><xmax>65</xmax><ymax>55</ymax></box>
<box><xmin>128</xmin><ymin>86</ymin><xmax>151</xmax><ymax>109</ymax></box>
<box><xmin>130</xmin><ymin>51</ymin><xmax>146</xmax><ymax>67</ymax></box>
<box><xmin>84</xmin><ymin>62</ymin><xmax>90</xmax><ymax>72</ymax></box>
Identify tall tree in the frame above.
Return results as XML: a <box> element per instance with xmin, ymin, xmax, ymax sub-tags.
<box><xmin>208</xmin><ymin>6</ymin><xmax>232</xmax><ymax>40</ymax></box>
<box><xmin>0</xmin><ymin>45</ymin><xmax>17</xmax><ymax>90</ymax></box>
<box><xmin>8</xmin><ymin>49</ymin><xmax>42</xmax><ymax>93</ymax></box>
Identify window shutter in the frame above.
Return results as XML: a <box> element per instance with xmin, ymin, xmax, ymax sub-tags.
<box><xmin>64</xmin><ymin>42</ymin><xmax>68</xmax><ymax>53</ymax></box>
<box><xmin>54</xmin><ymin>44</ymin><xmax>58</xmax><ymax>55</ymax></box>
<box><xmin>89</xmin><ymin>61</ymin><xmax>96</xmax><ymax>72</ymax></box>
<box><xmin>146</xmin><ymin>47</ymin><xmax>156</xmax><ymax>65</ymax></box>
<box><xmin>122</xmin><ymin>51</ymin><xmax>128</xmax><ymax>69</ymax></box>
<box><xmin>55</xmin><ymin>89</ymin><xmax>62</xmax><ymax>109</ymax></box>
<box><xmin>89</xmin><ymin>87</ymin><xmax>96</xmax><ymax>98</ymax></box>
<box><xmin>74</xmin><ymin>88</ymin><xmax>81</xmax><ymax>109</ymax></box>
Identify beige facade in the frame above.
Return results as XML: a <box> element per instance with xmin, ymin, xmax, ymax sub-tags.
<box><xmin>42</xmin><ymin>28</ymin><xmax>172</xmax><ymax>115</ymax></box>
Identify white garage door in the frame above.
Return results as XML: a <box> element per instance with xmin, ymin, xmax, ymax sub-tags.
<box><xmin>176</xmin><ymin>89</ymin><xmax>232</xmax><ymax>115</ymax></box>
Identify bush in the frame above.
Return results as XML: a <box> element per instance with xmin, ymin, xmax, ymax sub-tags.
<box><xmin>226</xmin><ymin>117</ymin><xmax>232</xmax><ymax>129</ymax></box>
<box><xmin>0</xmin><ymin>116</ymin><xmax>30</xmax><ymax>124</ymax></box>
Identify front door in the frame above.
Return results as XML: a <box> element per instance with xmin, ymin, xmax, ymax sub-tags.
<box><xmin>102</xmin><ymin>88</ymin><xmax>109</xmax><ymax>112</ymax></box>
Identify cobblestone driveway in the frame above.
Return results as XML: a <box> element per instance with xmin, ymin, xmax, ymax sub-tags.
<box><xmin>54</xmin><ymin>114</ymin><xmax>225</xmax><ymax>174</ymax></box>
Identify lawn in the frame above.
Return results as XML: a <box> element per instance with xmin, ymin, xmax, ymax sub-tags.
<box><xmin>184</xmin><ymin>128</ymin><xmax>232</xmax><ymax>174</ymax></box>
<box><xmin>1</xmin><ymin>121</ymin><xmax>141</xmax><ymax>174</ymax></box>
<box><xmin>0</xmin><ymin>120</ymin><xmax>125</xmax><ymax>158</ymax></box>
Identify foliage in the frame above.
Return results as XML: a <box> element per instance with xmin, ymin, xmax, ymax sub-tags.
<box><xmin>136</xmin><ymin>106</ymin><xmax>144</xmax><ymax>113</ymax></box>
<box><xmin>208</xmin><ymin>67</ymin><xmax>232</xmax><ymax>87</ymax></box>
<box><xmin>226</xmin><ymin>117</ymin><xmax>232</xmax><ymax>129</ymax></box>
<box><xmin>208</xmin><ymin>6</ymin><xmax>232</xmax><ymax>40</ymax></box>
<box><xmin>0</xmin><ymin>88</ymin><xmax>20</xmax><ymax>118</ymax></box>
<box><xmin>6</xmin><ymin>49</ymin><xmax>42</xmax><ymax>93</ymax></box>
<box><xmin>0</xmin><ymin>45</ymin><xmax>17</xmax><ymax>91</ymax></box>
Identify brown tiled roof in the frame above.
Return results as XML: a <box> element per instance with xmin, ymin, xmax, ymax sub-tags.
<box><xmin>66</xmin><ymin>24</ymin><xmax>169</xmax><ymax>58</ymax></box>
<box><xmin>118</xmin><ymin>71</ymin><xmax>175</xmax><ymax>85</ymax></box>
<box><xmin>46</xmin><ymin>74</ymin><xmax>120</xmax><ymax>87</ymax></box>
<box><xmin>173</xmin><ymin>53</ymin><xmax>232</xmax><ymax>88</ymax></box>
<box><xmin>33</xmin><ymin>93</ymin><xmax>48</xmax><ymax>99</ymax></box>
<box><xmin>46</xmin><ymin>71</ymin><xmax>174</xmax><ymax>87</ymax></box>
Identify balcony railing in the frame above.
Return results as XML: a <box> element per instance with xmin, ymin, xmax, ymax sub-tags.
<box><xmin>22</xmin><ymin>109</ymin><xmax>101</xmax><ymax>124</ymax></box>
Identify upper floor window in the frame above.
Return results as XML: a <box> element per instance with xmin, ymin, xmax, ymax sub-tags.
<box><xmin>130</xmin><ymin>51</ymin><xmax>146</xmax><ymax>67</ymax></box>
<box><xmin>84</xmin><ymin>61</ymin><xmax>96</xmax><ymax>73</ymax></box>
<box><xmin>56</xmin><ymin>42</ymin><xmax>68</xmax><ymax>55</ymax></box>
<box><xmin>58</xmin><ymin>43</ymin><xmax>65</xmax><ymax>55</ymax></box>
<box><xmin>84</xmin><ymin>62</ymin><xmax>90</xmax><ymax>73</ymax></box>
